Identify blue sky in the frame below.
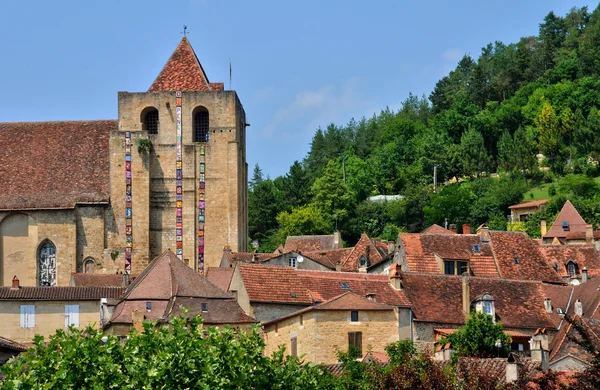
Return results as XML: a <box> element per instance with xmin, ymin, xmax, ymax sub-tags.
<box><xmin>0</xmin><ymin>0</ymin><xmax>595</xmax><ymax>177</ymax></box>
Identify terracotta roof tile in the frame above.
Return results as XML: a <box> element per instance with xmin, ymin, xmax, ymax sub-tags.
<box><xmin>539</xmin><ymin>245</ymin><xmax>600</xmax><ymax>278</ymax></box>
<box><xmin>422</xmin><ymin>224</ymin><xmax>455</xmax><ymax>234</ymax></box>
<box><xmin>148</xmin><ymin>37</ymin><xmax>212</xmax><ymax>92</ymax></box>
<box><xmin>489</xmin><ymin>231</ymin><xmax>565</xmax><ymax>283</ymax></box>
<box><xmin>167</xmin><ymin>297</ymin><xmax>256</xmax><ymax>324</ymax></box>
<box><xmin>238</xmin><ymin>264</ymin><xmax>410</xmax><ymax>307</ymax></box>
<box><xmin>205</xmin><ymin>267</ymin><xmax>235</xmax><ymax>291</ymax></box>
<box><xmin>0</xmin><ymin>286</ymin><xmax>123</xmax><ymax>300</ymax></box>
<box><xmin>508</xmin><ymin>199</ymin><xmax>549</xmax><ymax>209</ymax></box>
<box><xmin>401</xmin><ymin>273</ymin><xmax>556</xmax><ymax>329</ymax></box>
<box><xmin>342</xmin><ymin>233</ymin><xmax>385</xmax><ymax>271</ymax></box>
<box><xmin>0</xmin><ymin>336</ymin><xmax>27</xmax><ymax>352</ymax></box>
<box><xmin>222</xmin><ymin>251</ymin><xmax>279</xmax><ymax>265</ymax></box>
<box><xmin>544</xmin><ymin>200</ymin><xmax>588</xmax><ymax>239</ymax></box>
<box><xmin>71</xmin><ymin>273</ymin><xmax>137</xmax><ymax>287</ymax></box>
<box><xmin>0</xmin><ymin>120</ymin><xmax>114</xmax><ymax>210</ymax></box>
<box><xmin>284</xmin><ymin>234</ymin><xmax>340</xmax><ymax>252</ymax></box>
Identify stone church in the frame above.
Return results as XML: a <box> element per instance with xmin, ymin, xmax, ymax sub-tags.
<box><xmin>0</xmin><ymin>37</ymin><xmax>248</xmax><ymax>287</ymax></box>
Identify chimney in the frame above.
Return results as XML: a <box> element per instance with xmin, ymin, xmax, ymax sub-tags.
<box><xmin>586</xmin><ymin>224</ymin><xmax>594</xmax><ymax>244</ymax></box>
<box><xmin>575</xmin><ymin>299</ymin><xmax>583</xmax><ymax>317</ymax></box>
<box><xmin>336</xmin><ymin>262</ymin><xmax>342</xmax><ymax>272</ymax></box>
<box><xmin>477</xmin><ymin>224</ymin><xmax>490</xmax><ymax>242</ymax></box>
<box><xmin>223</xmin><ymin>245</ymin><xmax>232</xmax><ymax>254</ymax></box>
<box><xmin>462</xmin><ymin>274</ymin><xmax>470</xmax><ymax>319</ymax></box>
<box><xmin>449</xmin><ymin>224</ymin><xmax>457</xmax><ymax>234</ymax></box>
<box><xmin>389</xmin><ymin>264</ymin><xmax>403</xmax><ymax>290</ymax></box>
<box><xmin>333</xmin><ymin>230</ymin><xmax>341</xmax><ymax>249</ymax></box>
<box><xmin>462</xmin><ymin>224</ymin><xmax>471</xmax><ymax>235</ymax></box>
<box><xmin>543</xmin><ymin>298</ymin><xmax>552</xmax><ymax>313</ymax></box>
<box><xmin>387</xmin><ymin>240</ymin><xmax>396</xmax><ymax>254</ymax></box>
<box><xmin>541</xmin><ymin>219</ymin><xmax>547</xmax><ymax>237</ymax></box>
<box><xmin>122</xmin><ymin>273</ymin><xmax>130</xmax><ymax>287</ymax></box>
<box><xmin>531</xmin><ymin>328</ymin><xmax>549</xmax><ymax>370</ymax></box>
<box><xmin>505</xmin><ymin>354</ymin><xmax>519</xmax><ymax>383</ymax></box>
<box><xmin>582</xmin><ymin>267</ymin><xmax>588</xmax><ymax>283</ymax></box>
<box><xmin>252</xmin><ymin>250</ymin><xmax>259</xmax><ymax>263</ymax></box>
<box><xmin>11</xmin><ymin>276</ymin><xmax>20</xmax><ymax>290</ymax></box>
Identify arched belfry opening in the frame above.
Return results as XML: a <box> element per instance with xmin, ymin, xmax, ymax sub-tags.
<box><xmin>193</xmin><ymin>106</ymin><xmax>210</xmax><ymax>142</ymax></box>
<box><xmin>141</xmin><ymin>107</ymin><xmax>159</xmax><ymax>135</ymax></box>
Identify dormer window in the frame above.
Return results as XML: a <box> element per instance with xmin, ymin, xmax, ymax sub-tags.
<box><xmin>289</xmin><ymin>257</ymin><xmax>297</xmax><ymax>268</ymax></box>
<box><xmin>483</xmin><ymin>301</ymin><xmax>493</xmax><ymax>315</ymax></box>
<box><xmin>566</xmin><ymin>260</ymin><xmax>577</xmax><ymax>277</ymax></box>
<box><xmin>475</xmin><ymin>293</ymin><xmax>495</xmax><ymax>321</ymax></box>
<box><xmin>562</xmin><ymin>221</ymin><xmax>570</xmax><ymax>231</ymax></box>
<box><xmin>444</xmin><ymin>260</ymin><xmax>468</xmax><ymax>275</ymax></box>
<box><xmin>359</xmin><ymin>255</ymin><xmax>368</xmax><ymax>268</ymax></box>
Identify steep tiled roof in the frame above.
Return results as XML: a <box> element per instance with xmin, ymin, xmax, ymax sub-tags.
<box><xmin>0</xmin><ymin>336</ymin><xmax>27</xmax><ymax>352</ymax></box>
<box><xmin>71</xmin><ymin>273</ymin><xmax>136</xmax><ymax>287</ymax></box>
<box><xmin>284</xmin><ymin>234</ymin><xmax>340</xmax><ymax>252</ymax></box>
<box><xmin>342</xmin><ymin>233</ymin><xmax>385</xmax><ymax>271</ymax></box>
<box><xmin>509</xmin><ymin>199</ymin><xmax>549</xmax><ymax>209</ymax></box>
<box><xmin>544</xmin><ymin>200</ymin><xmax>588</xmax><ymax>239</ymax></box>
<box><xmin>108</xmin><ymin>251</ymin><xmax>254</xmax><ymax>326</ymax></box>
<box><xmin>222</xmin><ymin>251</ymin><xmax>278</xmax><ymax>265</ymax></box>
<box><xmin>422</xmin><ymin>224</ymin><xmax>455</xmax><ymax>234</ymax></box>
<box><xmin>0</xmin><ymin>120</ymin><xmax>114</xmax><ymax>210</ymax></box>
<box><xmin>148</xmin><ymin>37</ymin><xmax>212</xmax><ymax>92</ymax></box>
<box><xmin>489</xmin><ymin>231</ymin><xmax>565</xmax><ymax>284</ymax></box>
<box><xmin>205</xmin><ymin>267</ymin><xmax>235</xmax><ymax>291</ymax></box>
<box><xmin>262</xmin><ymin>292</ymin><xmax>394</xmax><ymax>325</ymax></box>
<box><xmin>237</xmin><ymin>264</ymin><xmax>410</xmax><ymax>307</ymax></box>
<box><xmin>539</xmin><ymin>245</ymin><xmax>600</xmax><ymax>278</ymax></box>
<box><xmin>0</xmin><ymin>286</ymin><xmax>123</xmax><ymax>300</ymax></box>
<box><xmin>401</xmin><ymin>273</ymin><xmax>556</xmax><ymax>329</ymax></box>
<box><xmin>549</xmin><ymin>317</ymin><xmax>600</xmax><ymax>367</ymax></box>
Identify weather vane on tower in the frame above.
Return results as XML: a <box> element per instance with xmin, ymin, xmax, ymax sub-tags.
<box><xmin>181</xmin><ymin>25</ymin><xmax>189</xmax><ymax>37</ymax></box>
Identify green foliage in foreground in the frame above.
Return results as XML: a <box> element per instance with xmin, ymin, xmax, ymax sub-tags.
<box><xmin>0</xmin><ymin>315</ymin><xmax>335</xmax><ymax>390</ymax></box>
<box><xmin>440</xmin><ymin>312</ymin><xmax>511</xmax><ymax>357</ymax></box>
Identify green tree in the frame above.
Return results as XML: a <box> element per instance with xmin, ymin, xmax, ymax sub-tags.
<box><xmin>441</xmin><ymin>312</ymin><xmax>511</xmax><ymax>357</ymax></box>
<box><xmin>248</xmin><ymin>178</ymin><xmax>281</xmax><ymax>246</ymax></box>
<box><xmin>537</xmin><ymin>102</ymin><xmax>565</xmax><ymax>173</ymax></box>
<box><xmin>312</xmin><ymin>160</ymin><xmax>354</xmax><ymax>220</ymax></box>
<box><xmin>276</xmin><ymin>204</ymin><xmax>332</xmax><ymax>239</ymax></box>
<box><xmin>459</xmin><ymin>128</ymin><xmax>490</xmax><ymax>177</ymax></box>
<box><xmin>249</xmin><ymin>163</ymin><xmax>264</xmax><ymax>191</ymax></box>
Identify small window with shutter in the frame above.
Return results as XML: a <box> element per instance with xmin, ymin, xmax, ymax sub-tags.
<box><xmin>348</xmin><ymin>331</ymin><xmax>362</xmax><ymax>356</ymax></box>
<box><xmin>65</xmin><ymin>304</ymin><xmax>80</xmax><ymax>328</ymax></box>
<box><xmin>20</xmin><ymin>305</ymin><xmax>35</xmax><ymax>328</ymax></box>
<box><xmin>291</xmin><ymin>337</ymin><xmax>297</xmax><ymax>357</ymax></box>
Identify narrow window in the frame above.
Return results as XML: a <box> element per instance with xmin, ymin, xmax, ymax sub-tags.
<box><xmin>65</xmin><ymin>304</ymin><xmax>80</xmax><ymax>328</ymax></box>
<box><xmin>457</xmin><ymin>261</ymin><xmax>468</xmax><ymax>275</ymax></box>
<box><xmin>194</xmin><ymin>107</ymin><xmax>210</xmax><ymax>142</ymax></box>
<box><xmin>20</xmin><ymin>305</ymin><xmax>35</xmax><ymax>328</ymax></box>
<box><xmin>444</xmin><ymin>261</ymin><xmax>455</xmax><ymax>275</ymax></box>
<box><xmin>291</xmin><ymin>337</ymin><xmax>297</xmax><ymax>357</ymax></box>
<box><xmin>143</xmin><ymin>109</ymin><xmax>159</xmax><ymax>135</ymax></box>
<box><xmin>483</xmin><ymin>301</ymin><xmax>493</xmax><ymax>315</ymax></box>
<box><xmin>83</xmin><ymin>257</ymin><xmax>96</xmax><ymax>273</ymax></box>
<box><xmin>348</xmin><ymin>332</ymin><xmax>363</xmax><ymax>356</ymax></box>
<box><xmin>351</xmin><ymin>311</ymin><xmax>359</xmax><ymax>322</ymax></box>
<box><xmin>39</xmin><ymin>241</ymin><xmax>57</xmax><ymax>286</ymax></box>
<box><xmin>289</xmin><ymin>257</ymin><xmax>297</xmax><ymax>268</ymax></box>
<box><xmin>567</xmin><ymin>262</ymin><xmax>577</xmax><ymax>277</ymax></box>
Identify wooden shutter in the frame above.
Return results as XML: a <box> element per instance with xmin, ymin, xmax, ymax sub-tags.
<box><xmin>348</xmin><ymin>332</ymin><xmax>363</xmax><ymax>357</ymax></box>
<box><xmin>20</xmin><ymin>305</ymin><xmax>26</xmax><ymax>328</ymax></box>
<box><xmin>291</xmin><ymin>337</ymin><xmax>297</xmax><ymax>357</ymax></box>
<box><xmin>65</xmin><ymin>305</ymin><xmax>80</xmax><ymax>328</ymax></box>
<box><xmin>21</xmin><ymin>305</ymin><xmax>35</xmax><ymax>328</ymax></box>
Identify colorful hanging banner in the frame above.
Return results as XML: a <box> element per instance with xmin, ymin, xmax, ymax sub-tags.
<box><xmin>175</xmin><ymin>91</ymin><xmax>183</xmax><ymax>260</ymax></box>
<box><xmin>124</xmin><ymin>131</ymin><xmax>133</xmax><ymax>274</ymax></box>
<box><xmin>198</xmin><ymin>145</ymin><xmax>206</xmax><ymax>273</ymax></box>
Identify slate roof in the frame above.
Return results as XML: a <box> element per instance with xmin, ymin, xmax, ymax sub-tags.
<box><xmin>148</xmin><ymin>37</ymin><xmax>215</xmax><ymax>92</ymax></box>
<box><xmin>108</xmin><ymin>251</ymin><xmax>254</xmax><ymax>326</ymax></box>
<box><xmin>509</xmin><ymin>199</ymin><xmax>549</xmax><ymax>209</ymax></box>
<box><xmin>237</xmin><ymin>264</ymin><xmax>410</xmax><ymax>307</ymax></box>
<box><xmin>544</xmin><ymin>200</ymin><xmax>588</xmax><ymax>239</ymax></box>
<box><xmin>284</xmin><ymin>234</ymin><xmax>340</xmax><ymax>252</ymax></box>
<box><xmin>0</xmin><ymin>286</ymin><xmax>123</xmax><ymax>300</ymax></box>
<box><xmin>539</xmin><ymin>245</ymin><xmax>600</xmax><ymax>278</ymax></box>
<box><xmin>0</xmin><ymin>120</ymin><xmax>114</xmax><ymax>210</ymax></box>
<box><xmin>205</xmin><ymin>267</ymin><xmax>235</xmax><ymax>292</ymax></box>
<box><xmin>400</xmin><ymin>273</ymin><xmax>556</xmax><ymax>329</ymax></box>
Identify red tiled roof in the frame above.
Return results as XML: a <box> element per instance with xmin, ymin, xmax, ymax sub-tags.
<box><xmin>549</xmin><ymin>317</ymin><xmax>600</xmax><ymax>366</ymax></box>
<box><xmin>435</xmin><ymin>328</ymin><xmax>531</xmax><ymax>339</ymax></box>
<box><xmin>284</xmin><ymin>234</ymin><xmax>340</xmax><ymax>252</ymax></box>
<box><xmin>148</xmin><ymin>37</ymin><xmax>212</xmax><ymax>92</ymax></box>
<box><xmin>401</xmin><ymin>273</ymin><xmax>556</xmax><ymax>329</ymax></box>
<box><xmin>422</xmin><ymin>224</ymin><xmax>455</xmax><ymax>234</ymax></box>
<box><xmin>508</xmin><ymin>199</ymin><xmax>549</xmax><ymax>209</ymax></box>
<box><xmin>489</xmin><ymin>231</ymin><xmax>565</xmax><ymax>284</ymax></box>
<box><xmin>0</xmin><ymin>286</ymin><xmax>123</xmax><ymax>300</ymax></box>
<box><xmin>222</xmin><ymin>251</ymin><xmax>279</xmax><ymax>265</ymax></box>
<box><xmin>544</xmin><ymin>200</ymin><xmax>588</xmax><ymax>239</ymax></box>
<box><xmin>539</xmin><ymin>245</ymin><xmax>600</xmax><ymax>278</ymax></box>
<box><xmin>0</xmin><ymin>336</ymin><xmax>27</xmax><ymax>352</ymax></box>
<box><xmin>71</xmin><ymin>273</ymin><xmax>137</xmax><ymax>287</ymax></box>
<box><xmin>167</xmin><ymin>297</ymin><xmax>256</xmax><ymax>324</ymax></box>
<box><xmin>205</xmin><ymin>267</ymin><xmax>235</xmax><ymax>291</ymax></box>
<box><xmin>0</xmin><ymin>120</ymin><xmax>114</xmax><ymax>210</ymax></box>
<box><xmin>237</xmin><ymin>264</ymin><xmax>410</xmax><ymax>307</ymax></box>
<box><xmin>342</xmin><ymin>233</ymin><xmax>385</xmax><ymax>271</ymax></box>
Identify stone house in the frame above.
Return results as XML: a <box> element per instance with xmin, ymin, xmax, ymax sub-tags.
<box><xmin>104</xmin><ymin>251</ymin><xmax>255</xmax><ymax>336</ymax></box>
<box><xmin>508</xmin><ymin>199</ymin><xmax>549</xmax><ymax>222</ymax></box>
<box><xmin>0</xmin><ymin>277</ymin><xmax>122</xmax><ymax>342</ymax></box>
<box><xmin>0</xmin><ymin>36</ymin><xmax>249</xmax><ymax>288</ymax></box>
<box><xmin>542</xmin><ymin>200</ymin><xmax>600</xmax><ymax>246</ymax></box>
<box><xmin>262</xmin><ymin>292</ymin><xmax>400</xmax><ymax>364</ymax></box>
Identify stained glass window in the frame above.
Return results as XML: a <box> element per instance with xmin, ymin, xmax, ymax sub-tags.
<box><xmin>39</xmin><ymin>241</ymin><xmax>57</xmax><ymax>286</ymax></box>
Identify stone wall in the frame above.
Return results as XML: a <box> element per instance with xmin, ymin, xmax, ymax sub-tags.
<box><xmin>0</xmin><ymin>300</ymin><xmax>102</xmax><ymax>342</ymax></box>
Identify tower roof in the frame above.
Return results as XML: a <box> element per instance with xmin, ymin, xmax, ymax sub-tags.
<box><xmin>544</xmin><ymin>200</ymin><xmax>588</xmax><ymax>239</ymax></box>
<box><xmin>148</xmin><ymin>37</ymin><xmax>212</xmax><ymax>92</ymax></box>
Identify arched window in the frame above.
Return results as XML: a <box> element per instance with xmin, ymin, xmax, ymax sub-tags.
<box><xmin>39</xmin><ymin>241</ymin><xmax>57</xmax><ymax>286</ymax></box>
<box><xmin>193</xmin><ymin>107</ymin><xmax>209</xmax><ymax>142</ymax></box>
<box><xmin>567</xmin><ymin>261</ymin><xmax>577</xmax><ymax>277</ymax></box>
<box><xmin>83</xmin><ymin>257</ymin><xmax>96</xmax><ymax>274</ymax></box>
<box><xmin>142</xmin><ymin>108</ymin><xmax>159</xmax><ymax>135</ymax></box>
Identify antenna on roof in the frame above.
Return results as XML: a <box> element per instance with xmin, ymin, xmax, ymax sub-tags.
<box><xmin>181</xmin><ymin>25</ymin><xmax>189</xmax><ymax>37</ymax></box>
<box><xmin>229</xmin><ymin>57</ymin><xmax>232</xmax><ymax>90</ymax></box>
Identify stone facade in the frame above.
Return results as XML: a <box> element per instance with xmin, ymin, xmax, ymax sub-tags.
<box><xmin>263</xmin><ymin>310</ymin><xmax>400</xmax><ymax>364</ymax></box>
<box><xmin>0</xmin><ymin>300</ymin><xmax>102</xmax><ymax>342</ymax></box>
